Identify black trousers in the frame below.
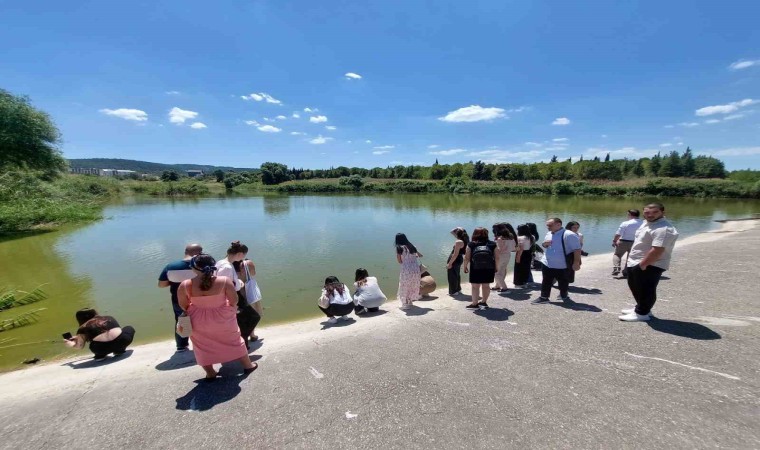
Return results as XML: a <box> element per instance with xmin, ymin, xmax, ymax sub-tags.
<box><xmin>89</xmin><ymin>326</ymin><xmax>135</xmax><ymax>358</ymax></box>
<box><xmin>447</xmin><ymin>259</ymin><xmax>463</xmax><ymax>294</ymax></box>
<box><xmin>541</xmin><ymin>266</ymin><xmax>569</xmax><ymax>298</ymax></box>
<box><xmin>319</xmin><ymin>303</ymin><xmax>355</xmax><ymax>318</ymax></box>
<box><xmin>513</xmin><ymin>254</ymin><xmax>532</xmax><ymax>286</ymax></box>
<box><xmin>354</xmin><ymin>304</ymin><xmax>380</xmax><ymax>313</ymax></box>
<box><xmin>237</xmin><ymin>303</ymin><xmax>261</xmax><ymax>347</ymax></box>
<box><xmin>627</xmin><ymin>264</ymin><xmax>665</xmax><ymax>315</ymax></box>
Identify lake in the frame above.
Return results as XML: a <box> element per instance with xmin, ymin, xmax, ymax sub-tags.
<box><xmin>1</xmin><ymin>193</ymin><xmax>758</xmax><ymax>370</ymax></box>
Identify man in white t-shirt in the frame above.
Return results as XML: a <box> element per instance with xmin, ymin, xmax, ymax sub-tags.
<box><xmin>619</xmin><ymin>203</ymin><xmax>679</xmax><ymax>322</ymax></box>
<box><xmin>612</xmin><ymin>209</ymin><xmax>643</xmax><ymax>277</ymax></box>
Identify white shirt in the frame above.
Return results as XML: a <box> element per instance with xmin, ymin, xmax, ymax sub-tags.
<box><xmin>627</xmin><ymin>217</ymin><xmax>679</xmax><ymax>270</ymax></box>
<box><xmin>353</xmin><ymin>277</ymin><xmax>387</xmax><ymax>308</ymax></box>
<box><xmin>215</xmin><ymin>260</ymin><xmax>243</xmax><ymax>290</ymax></box>
<box><xmin>616</xmin><ymin>218</ymin><xmax>644</xmax><ymax>241</ymax></box>
<box><xmin>541</xmin><ymin>230</ymin><xmax>581</xmax><ymax>269</ymax></box>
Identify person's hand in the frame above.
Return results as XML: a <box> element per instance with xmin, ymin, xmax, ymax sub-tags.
<box><xmin>542</xmin><ymin>241</ymin><xmax>552</xmax><ymax>248</ymax></box>
<box><xmin>639</xmin><ymin>263</ymin><xmax>648</xmax><ymax>271</ymax></box>
<box><xmin>463</xmin><ymin>266</ymin><xmax>469</xmax><ymax>274</ymax></box>
<box><xmin>573</xmin><ymin>262</ymin><xmax>581</xmax><ymax>272</ymax></box>
<box><xmin>612</xmin><ymin>241</ymin><xmax>618</xmax><ymax>247</ymax></box>
<box><xmin>447</xmin><ymin>263</ymin><xmax>452</xmax><ymax>269</ymax></box>
<box><xmin>63</xmin><ymin>338</ymin><xmax>76</xmax><ymax>348</ymax></box>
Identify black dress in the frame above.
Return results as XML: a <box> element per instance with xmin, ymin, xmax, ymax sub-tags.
<box><xmin>468</xmin><ymin>240</ymin><xmax>497</xmax><ymax>284</ymax></box>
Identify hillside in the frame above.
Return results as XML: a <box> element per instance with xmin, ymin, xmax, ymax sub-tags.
<box><xmin>67</xmin><ymin>158</ymin><xmax>257</xmax><ymax>174</ymax></box>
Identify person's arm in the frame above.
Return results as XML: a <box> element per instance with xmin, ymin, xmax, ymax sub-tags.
<box><xmin>158</xmin><ymin>280</ymin><xmax>171</xmax><ymax>288</ymax></box>
<box><xmin>463</xmin><ymin>246</ymin><xmax>472</xmax><ymax>273</ymax></box>
<box><xmin>158</xmin><ymin>266</ymin><xmax>171</xmax><ymax>288</ymax></box>
<box><xmin>224</xmin><ymin>277</ymin><xmax>238</xmax><ymax>307</ymax></box>
<box><xmin>572</xmin><ymin>249</ymin><xmax>582</xmax><ymax>271</ymax></box>
<box><xmin>246</xmin><ymin>260</ymin><xmax>256</xmax><ymax>277</ymax></box>
<box><xmin>641</xmin><ymin>227</ymin><xmax>677</xmax><ymax>269</ymax></box>
<box><xmin>446</xmin><ymin>241</ymin><xmax>463</xmax><ymax>268</ymax></box>
<box><xmin>493</xmin><ymin>247</ymin><xmax>500</xmax><ymax>273</ymax></box>
<box><xmin>639</xmin><ymin>247</ymin><xmax>665</xmax><ymax>269</ymax></box>
<box><xmin>396</xmin><ymin>251</ymin><xmax>403</xmax><ymax>264</ymax></box>
<box><xmin>515</xmin><ymin>240</ymin><xmax>523</xmax><ymax>263</ymax></box>
<box><xmin>64</xmin><ymin>334</ymin><xmax>86</xmax><ymax>349</ymax></box>
<box><xmin>177</xmin><ymin>280</ymin><xmax>190</xmax><ymax>311</ymax></box>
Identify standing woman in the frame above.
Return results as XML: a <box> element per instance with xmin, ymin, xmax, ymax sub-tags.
<box><xmin>464</xmin><ymin>227</ymin><xmax>498</xmax><ymax>310</ymax></box>
<box><xmin>446</xmin><ymin>227</ymin><xmax>469</xmax><ymax>296</ymax></box>
<box><xmin>526</xmin><ymin>222</ymin><xmax>541</xmax><ymax>284</ymax></box>
<box><xmin>514</xmin><ymin>224</ymin><xmax>535</xmax><ymax>288</ymax></box>
<box><xmin>492</xmin><ymin>224</ymin><xmax>517</xmax><ymax>292</ymax></box>
<box><xmin>217</xmin><ymin>241</ymin><xmax>260</xmax><ymax>347</ymax></box>
<box><xmin>235</xmin><ymin>244</ymin><xmax>263</xmax><ymax>341</ymax></box>
<box><xmin>565</xmin><ymin>221</ymin><xmax>583</xmax><ymax>284</ymax></box>
<box><xmin>178</xmin><ymin>254</ymin><xmax>257</xmax><ymax>380</ymax></box>
<box><xmin>395</xmin><ymin>233</ymin><xmax>423</xmax><ymax>310</ymax></box>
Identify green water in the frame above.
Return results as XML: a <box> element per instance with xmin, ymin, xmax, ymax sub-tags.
<box><xmin>1</xmin><ymin>193</ymin><xmax>758</xmax><ymax>370</ymax></box>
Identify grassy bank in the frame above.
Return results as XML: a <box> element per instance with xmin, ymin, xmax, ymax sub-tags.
<box><xmin>275</xmin><ymin>177</ymin><xmax>760</xmax><ymax>198</ymax></box>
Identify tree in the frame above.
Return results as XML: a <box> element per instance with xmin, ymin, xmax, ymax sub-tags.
<box><xmin>550</xmin><ymin>155</ymin><xmax>558</xmax><ymax>163</ymax></box>
<box><xmin>658</xmin><ymin>151</ymin><xmax>682</xmax><ymax>177</ymax></box>
<box><xmin>0</xmin><ymin>89</ymin><xmax>66</xmax><ymax>174</ymax></box>
<box><xmin>681</xmin><ymin>147</ymin><xmax>695</xmax><ymax>177</ymax></box>
<box><xmin>260</xmin><ymin>162</ymin><xmax>290</xmax><ymax>185</ymax></box>
<box><xmin>161</xmin><ymin>170</ymin><xmax>179</xmax><ymax>181</ymax></box>
<box><xmin>604</xmin><ymin>153</ymin><xmax>610</xmax><ymax>162</ymax></box>
<box><xmin>213</xmin><ymin>169</ymin><xmax>225</xmax><ymax>182</ymax></box>
<box><xmin>339</xmin><ymin>174</ymin><xmax>364</xmax><ymax>190</ymax></box>
<box><xmin>648</xmin><ymin>153</ymin><xmax>662</xmax><ymax>176</ymax></box>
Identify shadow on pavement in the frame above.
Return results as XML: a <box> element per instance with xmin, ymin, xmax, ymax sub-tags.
<box><xmin>647</xmin><ymin>318</ymin><xmax>721</xmax><ymax>340</ymax></box>
<box><xmin>64</xmin><ymin>350</ymin><xmax>134</xmax><ymax>369</ymax></box>
<box><xmin>358</xmin><ymin>309</ymin><xmax>389</xmax><ymax>319</ymax></box>
<box><xmin>473</xmin><ymin>307</ymin><xmax>514</xmax><ymax>322</ymax></box>
<box><xmin>501</xmin><ymin>290</ymin><xmax>532</xmax><ymax>301</ymax></box>
<box><xmin>566</xmin><ymin>286</ymin><xmax>603</xmax><ymax>295</ymax></box>
<box><xmin>155</xmin><ymin>350</ymin><xmax>196</xmax><ymax>371</ymax></box>
<box><xmin>175</xmin><ymin>364</ymin><xmax>253</xmax><ymax>412</ymax></box>
<box><xmin>320</xmin><ymin>318</ymin><xmax>356</xmax><ymax>330</ymax></box>
<box><xmin>549</xmin><ymin>298</ymin><xmax>602</xmax><ymax>312</ymax></box>
<box><xmin>418</xmin><ymin>295</ymin><xmax>439</xmax><ymax>301</ymax></box>
<box><xmin>404</xmin><ymin>306</ymin><xmax>433</xmax><ymax>316</ymax></box>
<box><xmin>449</xmin><ymin>292</ymin><xmax>471</xmax><ymax>302</ymax></box>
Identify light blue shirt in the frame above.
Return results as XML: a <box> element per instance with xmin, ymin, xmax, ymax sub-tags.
<box><xmin>542</xmin><ymin>229</ymin><xmax>582</xmax><ymax>269</ymax></box>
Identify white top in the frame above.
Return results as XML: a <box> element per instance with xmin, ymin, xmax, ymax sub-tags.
<box><xmin>496</xmin><ymin>237</ymin><xmax>516</xmax><ymax>256</ymax></box>
<box><xmin>319</xmin><ymin>284</ymin><xmax>353</xmax><ymax>307</ymax></box>
<box><xmin>353</xmin><ymin>277</ymin><xmax>387</xmax><ymax>308</ymax></box>
<box><xmin>215</xmin><ymin>259</ymin><xmax>243</xmax><ymax>290</ymax></box>
<box><xmin>617</xmin><ymin>218</ymin><xmax>644</xmax><ymax>241</ymax></box>
<box><xmin>517</xmin><ymin>235</ymin><xmax>532</xmax><ymax>251</ymax></box>
<box><xmin>627</xmin><ymin>218</ymin><xmax>679</xmax><ymax>270</ymax></box>
<box><xmin>243</xmin><ymin>261</ymin><xmax>262</xmax><ymax>304</ymax></box>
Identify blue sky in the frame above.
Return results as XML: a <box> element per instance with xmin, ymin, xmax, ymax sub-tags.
<box><xmin>2</xmin><ymin>0</ymin><xmax>759</xmax><ymax>170</ymax></box>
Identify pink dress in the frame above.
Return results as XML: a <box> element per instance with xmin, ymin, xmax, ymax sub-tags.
<box><xmin>187</xmin><ymin>283</ymin><xmax>247</xmax><ymax>367</ymax></box>
<box><xmin>397</xmin><ymin>246</ymin><xmax>421</xmax><ymax>304</ymax></box>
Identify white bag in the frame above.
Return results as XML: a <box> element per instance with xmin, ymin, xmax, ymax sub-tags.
<box><xmin>176</xmin><ymin>313</ymin><xmax>192</xmax><ymax>338</ymax></box>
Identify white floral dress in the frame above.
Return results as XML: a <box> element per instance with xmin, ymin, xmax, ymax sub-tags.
<box><xmin>397</xmin><ymin>246</ymin><xmax>421</xmax><ymax>306</ymax></box>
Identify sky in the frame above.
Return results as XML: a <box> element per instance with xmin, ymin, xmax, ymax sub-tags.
<box><xmin>1</xmin><ymin>0</ymin><xmax>759</xmax><ymax>170</ymax></box>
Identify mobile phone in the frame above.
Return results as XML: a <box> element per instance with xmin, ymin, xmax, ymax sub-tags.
<box><xmin>62</xmin><ymin>332</ymin><xmax>72</xmax><ymax>340</ymax></box>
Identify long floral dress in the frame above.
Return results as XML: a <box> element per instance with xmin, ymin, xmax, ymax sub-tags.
<box><xmin>397</xmin><ymin>246</ymin><xmax>421</xmax><ymax>307</ymax></box>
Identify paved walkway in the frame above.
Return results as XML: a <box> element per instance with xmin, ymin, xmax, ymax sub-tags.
<box><xmin>1</xmin><ymin>220</ymin><xmax>759</xmax><ymax>449</ymax></box>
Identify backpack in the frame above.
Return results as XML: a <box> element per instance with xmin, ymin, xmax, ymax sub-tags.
<box><xmin>471</xmin><ymin>244</ymin><xmax>495</xmax><ymax>271</ymax></box>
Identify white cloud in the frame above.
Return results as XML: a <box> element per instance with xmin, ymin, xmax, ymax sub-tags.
<box><xmin>165</xmin><ymin>91</ymin><xmax>181</xmax><ymax>95</ymax></box>
<box><xmin>99</xmin><ymin>108</ymin><xmax>148</xmax><ymax>122</ymax></box>
<box><xmin>466</xmin><ymin>149</ymin><xmax>545</xmax><ymax>163</ymax></box>
<box><xmin>659</xmin><ymin>143</ymin><xmax>672</xmax><ymax>147</ymax></box>
<box><xmin>704</xmin><ymin>119</ymin><xmax>721</xmax><ymax>124</ymax></box>
<box><xmin>292</xmin><ymin>112</ymin><xmax>301</xmax><ymax>119</ymax></box>
<box><xmin>304</xmin><ymin>107</ymin><xmax>318</xmax><ymax>112</ymax></box>
<box><xmin>723</xmin><ymin>114</ymin><xmax>744</xmax><ymax>121</ymax></box>
<box><xmin>438</xmin><ymin>105</ymin><xmax>506</xmax><ymax>123</ymax></box>
<box><xmin>372</xmin><ymin>150</ymin><xmax>390</xmax><ymax>155</ymax></box>
<box><xmin>262</xmin><ymin>117</ymin><xmax>274</xmax><ymax>122</ymax></box>
<box><xmin>276</xmin><ymin>115</ymin><xmax>287</xmax><ymax>120</ymax></box>
<box><xmin>345</xmin><ymin>72</ymin><xmax>362</xmax><ymax>80</ymax></box>
<box><xmin>552</xmin><ymin>117</ymin><xmax>571</xmax><ymax>126</ymax></box>
<box><xmin>325</xmin><ymin>126</ymin><xmax>337</xmax><ymax>131</ymax></box>
<box><xmin>245</xmin><ymin>120</ymin><xmax>260</xmax><ymax>126</ymax></box>
<box><xmin>709</xmin><ymin>147</ymin><xmax>760</xmax><ymax>156</ymax></box>
<box><xmin>429</xmin><ymin>148</ymin><xmax>467</xmax><ymax>156</ymax></box>
<box><xmin>544</xmin><ymin>146</ymin><xmax>568</xmax><ymax>151</ymax></box>
<box><xmin>309</xmin><ymin>135</ymin><xmax>333</xmax><ymax>144</ymax></box>
<box><xmin>241</xmin><ymin>92</ymin><xmax>282</xmax><ymax>104</ymax></box>
<box><xmin>168</xmin><ymin>107</ymin><xmax>198</xmax><ymax>124</ymax></box>
<box><xmin>309</xmin><ymin>115</ymin><xmax>328</xmax><ymax>123</ymax></box>
<box><xmin>190</xmin><ymin>122</ymin><xmax>207</xmax><ymax>129</ymax></box>
<box><xmin>552</xmin><ymin>138</ymin><xmax>569</xmax><ymax>142</ymax></box>
<box><xmin>373</xmin><ymin>145</ymin><xmax>395</xmax><ymax>150</ymax></box>
<box><xmin>728</xmin><ymin>60</ymin><xmax>760</xmax><ymax>71</ymax></box>
<box><xmin>506</xmin><ymin>106</ymin><xmax>528</xmax><ymax>113</ymax></box>
<box><xmin>290</xmin><ymin>131</ymin><xmax>306</xmax><ymax>136</ymax></box>
<box><xmin>664</xmin><ymin>125</ymin><xmax>675</xmax><ymax>129</ymax></box>
<box><xmin>427</xmin><ymin>144</ymin><xmax>440</xmax><ymax>149</ymax></box>
<box><xmin>601</xmin><ymin>134</ymin><xmax>608</xmax><ymax>138</ymax></box>
<box><xmin>583</xmin><ymin>146</ymin><xmax>659</xmax><ymax>160</ymax></box>
<box><xmin>524</xmin><ymin>142</ymin><xmax>542</xmax><ymax>147</ymax></box>
<box><xmin>677</xmin><ymin>142</ymin><xmax>684</xmax><ymax>146</ymax></box>
<box><xmin>365</xmin><ymin>140</ymin><xmax>372</xmax><ymax>144</ymax></box>
<box><xmin>679</xmin><ymin>122</ymin><xmax>700</xmax><ymax>127</ymax></box>
<box><xmin>695</xmin><ymin>99</ymin><xmax>756</xmax><ymax>116</ymax></box>
<box><xmin>257</xmin><ymin>125</ymin><xmax>281</xmax><ymax>133</ymax></box>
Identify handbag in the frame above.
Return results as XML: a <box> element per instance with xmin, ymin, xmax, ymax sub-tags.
<box><xmin>176</xmin><ymin>313</ymin><xmax>192</xmax><ymax>338</ymax></box>
<box><xmin>419</xmin><ymin>262</ymin><xmax>429</xmax><ymax>273</ymax></box>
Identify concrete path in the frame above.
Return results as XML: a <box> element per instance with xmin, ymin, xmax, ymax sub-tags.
<box><xmin>1</xmin><ymin>220</ymin><xmax>759</xmax><ymax>449</ymax></box>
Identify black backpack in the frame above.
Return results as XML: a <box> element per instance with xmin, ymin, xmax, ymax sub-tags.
<box><xmin>471</xmin><ymin>244</ymin><xmax>495</xmax><ymax>271</ymax></box>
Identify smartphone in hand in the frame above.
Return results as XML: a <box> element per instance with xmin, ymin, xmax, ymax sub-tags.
<box><xmin>62</xmin><ymin>332</ymin><xmax>72</xmax><ymax>340</ymax></box>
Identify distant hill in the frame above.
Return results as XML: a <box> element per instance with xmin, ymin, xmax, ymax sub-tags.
<box><xmin>67</xmin><ymin>158</ymin><xmax>257</xmax><ymax>174</ymax></box>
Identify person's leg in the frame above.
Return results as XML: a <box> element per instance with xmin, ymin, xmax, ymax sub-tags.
<box><xmin>173</xmin><ymin>303</ymin><xmax>189</xmax><ymax>350</ymax></box>
<box><xmin>613</xmin><ymin>245</ymin><xmax>626</xmax><ymax>273</ymax></box>
<box><xmin>626</xmin><ymin>264</ymin><xmax>643</xmax><ymax>309</ymax></box>
<box><xmin>112</xmin><ymin>326</ymin><xmax>135</xmax><ymax>355</ymax></box>
<box><xmin>495</xmin><ymin>259</ymin><xmax>508</xmax><ymax>290</ymax></box>
<box><xmin>540</xmin><ymin>266</ymin><xmax>554</xmax><ymax>298</ymax></box>
<box><xmin>319</xmin><ymin>305</ymin><xmax>335</xmax><ymax>318</ymax></box>
<box><xmin>470</xmin><ymin>283</ymin><xmax>481</xmax><ymax>305</ymax></box>
<box><xmin>252</xmin><ymin>301</ymin><xmax>263</xmax><ymax>316</ymax></box>
<box><xmin>202</xmin><ymin>365</ymin><xmax>217</xmax><ymax>378</ymax></box>
<box><xmin>367</xmin><ymin>307</ymin><xmax>380</xmax><ymax>312</ymax></box>
<box><xmin>556</xmin><ymin>269</ymin><xmax>570</xmax><ymax>298</ymax></box>
<box><xmin>480</xmin><ymin>283</ymin><xmax>490</xmax><ymax>305</ymax></box>
<box><xmin>448</xmin><ymin>261</ymin><xmax>461</xmax><ymax>294</ymax></box>
<box><xmin>89</xmin><ymin>342</ymin><xmax>109</xmax><ymax>360</ymax></box>
<box><xmin>238</xmin><ymin>354</ymin><xmax>255</xmax><ymax>371</ymax></box>
<box><xmin>635</xmin><ymin>267</ymin><xmax>665</xmax><ymax>315</ymax></box>
<box><xmin>249</xmin><ymin>306</ymin><xmax>261</xmax><ymax>339</ymax></box>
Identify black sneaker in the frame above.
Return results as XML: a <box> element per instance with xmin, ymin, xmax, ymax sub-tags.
<box><xmin>466</xmin><ymin>304</ymin><xmax>480</xmax><ymax>309</ymax></box>
<box><xmin>531</xmin><ymin>297</ymin><xmax>550</xmax><ymax>304</ymax></box>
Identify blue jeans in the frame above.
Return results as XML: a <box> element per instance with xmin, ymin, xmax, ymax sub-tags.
<box><xmin>173</xmin><ymin>303</ymin><xmax>189</xmax><ymax>350</ymax></box>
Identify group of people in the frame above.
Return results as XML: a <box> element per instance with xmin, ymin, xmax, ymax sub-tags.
<box><xmin>63</xmin><ymin>202</ymin><xmax>678</xmax><ymax>378</ymax></box>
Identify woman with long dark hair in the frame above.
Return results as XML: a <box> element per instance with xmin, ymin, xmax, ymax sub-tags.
<box><xmin>217</xmin><ymin>241</ymin><xmax>260</xmax><ymax>348</ymax></box>
<box><xmin>318</xmin><ymin>276</ymin><xmax>355</xmax><ymax>323</ymax></box>
<box><xmin>446</xmin><ymin>227</ymin><xmax>469</xmax><ymax>296</ymax></box>
<box><xmin>178</xmin><ymin>254</ymin><xmax>257</xmax><ymax>380</ymax></box>
<box><xmin>514</xmin><ymin>224</ymin><xmax>535</xmax><ymax>288</ymax></box>
<box><xmin>526</xmin><ymin>222</ymin><xmax>541</xmax><ymax>283</ymax></box>
<box><xmin>395</xmin><ymin>233</ymin><xmax>423</xmax><ymax>310</ymax></box>
<box><xmin>463</xmin><ymin>227</ymin><xmax>498</xmax><ymax>310</ymax></box>
<box><xmin>63</xmin><ymin>308</ymin><xmax>135</xmax><ymax>361</ymax></box>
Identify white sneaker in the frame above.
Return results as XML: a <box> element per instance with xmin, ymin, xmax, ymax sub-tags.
<box><xmin>621</xmin><ymin>307</ymin><xmax>635</xmax><ymax>314</ymax></box>
<box><xmin>338</xmin><ymin>315</ymin><xmax>350</xmax><ymax>321</ymax></box>
<box><xmin>399</xmin><ymin>304</ymin><xmax>411</xmax><ymax>310</ymax></box>
<box><xmin>618</xmin><ymin>312</ymin><xmax>651</xmax><ymax>322</ymax></box>
<box><xmin>327</xmin><ymin>317</ymin><xmax>338</xmax><ymax>324</ymax></box>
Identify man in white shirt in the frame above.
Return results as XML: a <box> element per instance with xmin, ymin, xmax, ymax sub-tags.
<box><xmin>619</xmin><ymin>203</ymin><xmax>679</xmax><ymax>322</ymax></box>
<box><xmin>531</xmin><ymin>218</ymin><xmax>582</xmax><ymax>304</ymax></box>
<box><xmin>612</xmin><ymin>209</ymin><xmax>643</xmax><ymax>277</ymax></box>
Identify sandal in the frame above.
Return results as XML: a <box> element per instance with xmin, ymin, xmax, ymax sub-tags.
<box><xmin>243</xmin><ymin>362</ymin><xmax>259</xmax><ymax>375</ymax></box>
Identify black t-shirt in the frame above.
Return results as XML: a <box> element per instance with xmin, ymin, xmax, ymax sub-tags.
<box><xmin>158</xmin><ymin>259</ymin><xmax>193</xmax><ymax>305</ymax></box>
<box><xmin>77</xmin><ymin>316</ymin><xmax>120</xmax><ymax>342</ymax></box>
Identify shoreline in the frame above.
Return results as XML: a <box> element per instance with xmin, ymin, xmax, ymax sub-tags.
<box><xmin>0</xmin><ymin>217</ymin><xmax>757</xmax><ymax>390</ymax></box>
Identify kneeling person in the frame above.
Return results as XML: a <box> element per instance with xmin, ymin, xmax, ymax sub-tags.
<box><xmin>353</xmin><ymin>268</ymin><xmax>387</xmax><ymax>314</ymax></box>
<box><xmin>318</xmin><ymin>276</ymin><xmax>355</xmax><ymax>323</ymax></box>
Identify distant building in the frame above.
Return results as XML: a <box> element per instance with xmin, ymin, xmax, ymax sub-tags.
<box><xmin>69</xmin><ymin>167</ymin><xmax>100</xmax><ymax>176</ymax></box>
<box><xmin>186</xmin><ymin>169</ymin><xmax>204</xmax><ymax>178</ymax></box>
<box><xmin>99</xmin><ymin>169</ymin><xmax>137</xmax><ymax>177</ymax></box>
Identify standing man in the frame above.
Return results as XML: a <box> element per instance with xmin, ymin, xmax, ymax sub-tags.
<box><xmin>532</xmin><ymin>218</ymin><xmax>582</xmax><ymax>304</ymax></box>
<box><xmin>158</xmin><ymin>243</ymin><xmax>203</xmax><ymax>352</ymax></box>
<box><xmin>619</xmin><ymin>203</ymin><xmax>678</xmax><ymax>322</ymax></box>
<box><xmin>612</xmin><ymin>209</ymin><xmax>643</xmax><ymax>277</ymax></box>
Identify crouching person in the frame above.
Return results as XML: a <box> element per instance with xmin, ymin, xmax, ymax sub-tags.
<box><xmin>353</xmin><ymin>268</ymin><xmax>387</xmax><ymax>315</ymax></box>
<box><xmin>63</xmin><ymin>308</ymin><xmax>135</xmax><ymax>361</ymax></box>
<box><xmin>318</xmin><ymin>276</ymin><xmax>354</xmax><ymax>324</ymax></box>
